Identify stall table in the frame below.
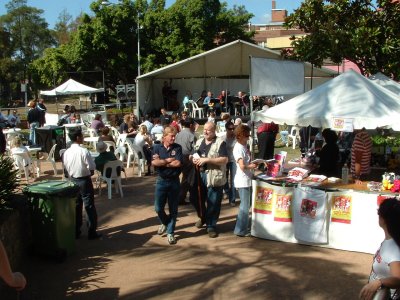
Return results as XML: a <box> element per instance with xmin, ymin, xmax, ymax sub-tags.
<box><xmin>251</xmin><ymin>178</ymin><xmax>393</xmax><ymax>254</ymax></box>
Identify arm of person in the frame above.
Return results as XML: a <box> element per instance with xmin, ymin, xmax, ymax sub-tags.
<box><xmin>194</xmin><ymin>156</ymin><xmax>228</xmax><ymax>166</ymax></box>
<box><xmin>237</xmin><ymin>157</ymin><xmax>257</xmax><ymax>172</ymax></box>
<box><xmin>0</xmin><ymin>241</ymin><xmax>26</xmax><ymax>291</ymax></box>
<box><xmin>359</xmin><ymin>261</ymin><xmax>400</xmax><ymax>300</ymax></box>
<box><xmin>354</xmin><ymin>150</ymin><xmax>363</xmax><ymax>184</ymax></box>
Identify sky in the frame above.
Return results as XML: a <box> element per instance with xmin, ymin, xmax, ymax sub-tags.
<box><xmin>0</xmin><ymin>0</ymin><xmax>305</xmax><ymax>29</ymax></box>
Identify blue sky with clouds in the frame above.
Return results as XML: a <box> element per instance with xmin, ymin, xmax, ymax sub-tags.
<box><xmin>1</xmin><ymin>0</ymin><xmax>305</xmax><ymax>28</ymax></box>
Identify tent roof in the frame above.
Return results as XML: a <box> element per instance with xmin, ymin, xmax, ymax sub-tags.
<box><xmin>138</xmin><ymin>40</ymin><xmax>337</xmax><ymax>80</ymax></box>
<box><xmin>41</xmin><ymin>79</ymin><xmax>104</xmax><ymax>96</ymax></box>
<box><xmin>369</xmin><ymin>72</ymin><xmax>400</xmax><ymax>95</ymax></box>
<box><xmin>252</xmin><ymin>70</ymin><xmax>400</xmax><ymax>130</ymax></box>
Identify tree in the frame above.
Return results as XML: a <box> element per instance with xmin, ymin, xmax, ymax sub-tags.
<box><xmin>283</xmin><ymin>0</ymin><xmax>400</xmax><ymax>79</ymax></box>
<box><xmin>30</xmin><ymin>0</ymin><xmax>254</xmax><ymax>88</ymax></box>
<box><xmin>0</xmin><ymin>0</ymin><xmax>55</xmax><ymax>100</ymax></box>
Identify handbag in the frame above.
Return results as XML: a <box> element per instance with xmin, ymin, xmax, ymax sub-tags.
<box><xmin>372</xmin><ymin>287</ymin><xmax>391</xmax><ymax>300</ymax></box>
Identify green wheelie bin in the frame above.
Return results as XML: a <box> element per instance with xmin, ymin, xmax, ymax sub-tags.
<box><xmin>23</xmin><ymin>180</ymin><xmax>79</xmax><ymax>261</ymax></box>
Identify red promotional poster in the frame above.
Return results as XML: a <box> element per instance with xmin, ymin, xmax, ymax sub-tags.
<box><xmin>254</xmin><ymin>186</ymin><xmax>274</xmax><ymax>214</ymax></box>
<box><xmin>300</xmin><ymin>198</ymin><xmax>318</xmax><ymax>219</ymax></box>
<box><xmin>274</xmin><ymin>194</ymin><xmax>292</xmax><ymax>222</ymax></box>
<box><xmin>331</xmin><ymin>195</ymin><xmax>352</xmax><ymax>224</ymax></box>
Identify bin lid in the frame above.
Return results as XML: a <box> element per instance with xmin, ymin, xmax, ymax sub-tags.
<box><xmin>23</xmin><ymin>180</ymin><xmax>79</xmax><ymax>195</ymax></box>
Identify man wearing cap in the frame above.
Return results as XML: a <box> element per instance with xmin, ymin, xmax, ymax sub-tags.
<box><xmin>152</xmin><ymin>126</ymin><xmax>183</xmax><ymax>245</ymax></box>
<box><xmin>94</xmin><ymin>141</ymin><xmax>117</xmax><ymax>174</ymax></box>
<box><xmin>63</xmin><ymin>128</ymin><xmax>101</xmax><ymax>240</ymax></box>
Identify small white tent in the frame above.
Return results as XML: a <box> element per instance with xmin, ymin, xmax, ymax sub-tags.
<box><xmin>40</xmin><ymin>79</ymin><xmax>104</xmax><ymax>96</ymax></box>
<box><xmin>252</xmin><ymin>70</ymin><xmax>400</xmax><ymax>130</ymax></box>
<box><xmin>369</xmin><ymin>72</ymin><xmax>400</xmax><ymax>96</ymax></box>
<box><xmin>136</xmin><ymin>40</ymin><xmax>337</xmax><ymax>114</ymax></box>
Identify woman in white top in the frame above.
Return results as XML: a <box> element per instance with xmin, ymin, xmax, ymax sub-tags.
<box><xmin>232</xmin><ymin>124</ymin><xmax>258</xmax><ymax>236</ymax></box>
<box><xmin>359</xmin><ymin>198</ymin><xmax>400</xmax><ymax>300</ymax></box>
<box><xmin>134</xmin><ymin>125</ymin><xmax>153</xmax><ymax>175</ymax></box>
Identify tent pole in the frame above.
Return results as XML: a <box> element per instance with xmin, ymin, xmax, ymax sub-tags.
<box><xmin>249</xmin><ymin>55</ymin><xmax>255</xmax><ymax>160</ymax></box>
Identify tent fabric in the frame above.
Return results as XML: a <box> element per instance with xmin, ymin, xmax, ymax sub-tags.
<box><xmin>252</xmin><ymin>70</ymin><xmax>400</xmax><ymax>130</ymax></box>
<box><xmin>369</xmin><ymin>72</ymin><xmax>400</xmax><ymax>96</ymax></box>
<box><xmin>137</xmin><ymin>40</ymin><xmax>337</xmax><ymax>115</ymax></box>
<box><xmin>250</xmin><ymin>58</ymin><xmax>305</xmax><ymax>95</ymax></box>
<box><xmin>40</xmin><ymin>79</ymin><xmax>104</xmax><ymax>96</ymax></box>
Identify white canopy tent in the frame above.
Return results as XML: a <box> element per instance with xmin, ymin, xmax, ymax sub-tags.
<box><xmin>369</xmin><ymin>72</ymin><xmax>400</xmax><ymax>96</ymax></box>
<box><xmin>40</xmin><ymin>79</ymin><xmax>104</xmax><ymax>96</ymax></box>
<box><xmin>136</xmin><ymin>40</ymin><xmax>337</xmax><ymax>115</ymax></box>
<box><xmin>252</xmin><ymin>70</ymin><xmax>400</xmax><ymax>130</ymax></box>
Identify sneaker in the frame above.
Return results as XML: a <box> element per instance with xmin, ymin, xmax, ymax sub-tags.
<box><xmin>236</xmin><ymin>232</ymin><xmax>252</xmax><ymax>237</ymax></box>
<box><xmin>157</xmin><ymin>224</ymin><xmax>166</xmax><ymax>235</ymax></box>
<box><xmin>230</xmin><ymin>202</ymin><xmax>236</xmax><ymax>207</ymax></box>
<box><xmin>167</xmin><ymin>233</ymin><xmax>177</xmax><ymax>245</ymax></box>
<box><xmin>207</xmin><ymin>228</ymin><xmax>218</xmax><ymax>238</ymax></box>
<box><xmin>195</xmin><ymin>219</ymin><xmax>205</xmax><ymax>229</ymax></box>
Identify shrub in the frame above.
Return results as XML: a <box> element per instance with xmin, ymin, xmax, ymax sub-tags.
<box><xmin>0</xmin><ymin>155</ymin><xmax>20</xmax><ymax>208</ymax></box>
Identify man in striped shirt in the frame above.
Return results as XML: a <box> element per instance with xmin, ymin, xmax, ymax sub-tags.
<box><xmin>350</xmin><ymin>128</ymin><xmax>372</xmax><ymax>184</ymax></box>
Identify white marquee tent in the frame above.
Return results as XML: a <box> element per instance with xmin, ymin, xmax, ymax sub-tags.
<box><xmin>136</xmin><ymin>40</ymin><xmax>337</xmax><ymax>114</ymax></box>
<box><xmin>252</xmin><ymin>70</ymin><xmax>400</xmax><ymax>130</ymax></box>
<box><xmin>369</xmin><ymin>72</ymin><xmax>400</xmax><ymax>96</ymax></box>
<box><xmin>40</xmin><ymin>79</ymin><xmax>104</xmax><ymax>96</ymax></box>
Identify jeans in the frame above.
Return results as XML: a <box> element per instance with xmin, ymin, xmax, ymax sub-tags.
<box><xmin>154</xmin><ymin>177</ymin><xmax>180</xmax><ymax>234</ymax></box>
<box><xmin>29</xmin><ymin>122</ymin><xmax>39</xmax><ymax>145</ymax></box>
<box><xmin>190</xmin><ymin>171</ymin><xmax>223</xmax><ymax>230</ymax></box>
<box><xmin>234</xmin><ymin>187</ymin><xmax>252</xmax><ymax>236</ymax></box>
<box><xmin>224</xmin><ymin>162</ymin><xmax>236</xmax><ymax>204</ymax></box>
<box><xmin>72</xmin><ymin>176</ymin><xmax>98</xmax><ymax>235</ymax></box>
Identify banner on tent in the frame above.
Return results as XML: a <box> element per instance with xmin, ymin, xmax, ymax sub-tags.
<box><xmin>332</xmin><ymin>117</ymin><xmax>354</xmax><ymax>132</ymax></box>
<box><xmin>250</xmin><ymin>58</ymin><xmax>304</xmax><ymax>96</ymax></box>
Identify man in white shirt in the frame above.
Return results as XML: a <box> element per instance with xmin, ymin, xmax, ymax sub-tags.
<box><xmin>63</xmin><ymin>128</ymin><xmax>101</xmax><ymax>240</ymax></box>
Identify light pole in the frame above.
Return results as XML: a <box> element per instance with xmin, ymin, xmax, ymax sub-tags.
<box><xmin>101</xmin><ymin>1</ymin><xmax>141</xmax><ymax>118</ymax></box>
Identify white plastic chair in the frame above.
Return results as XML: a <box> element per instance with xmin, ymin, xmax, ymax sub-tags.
<box><xmin>98</xmin><ymin>160</ymin><xmax>124</xmax><ymax>200</ymax></box>
<box><xmin>59</xmin><ymin>149</ymin><xmax>68</xmax><ymax>180</ymax></box>
<box><xmin>189</xmin><ymin>100</ymin><xmax>205</xmax><ymax>119</ymax></box>
<box><xmin>109</xmin><ymin>126</ymin><xmax>120</xmax><ymax>141</ymax></box>
<box><xmin>114</xmin><ymin>134</ymin><xmax>128</xmax><ymax>162</ymax></box>
<box><xmin>46</xmin><ymin>144</ymin><xmax>58</xmax><ymax>175</ymax></box>
<box><xmin>288</xmin><ymin>126</ymin><xmax>301</xmax><ymax>149</ymax></box>
<box><xmin>154</xmin><ymin>133</ymin><xmax>163</xmax><ymax>142</ymax></box>
<box><xmin>125</xmin><ymin>139</ymin><xmax>145</xmax><ymax>176</ymax></box>
<box><xmin>103</xmin><ymin>141</ymin><xmax>116</xmax><ymax>153</ymax></box>
<box><xmin>12</xmin><ymin>152</ymin><xmax>34</xmax><ymax>183</ymax></box>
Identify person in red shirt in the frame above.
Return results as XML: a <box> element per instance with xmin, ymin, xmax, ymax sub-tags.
<box><xmin>257</xmin><ymin>121</ymin><xmax>279</xmax><ymax>160</ymax></box>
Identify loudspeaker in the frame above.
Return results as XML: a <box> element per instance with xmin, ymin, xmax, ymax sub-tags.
<box><xmin>116</xmin><ymin>85</ymin><xmax>126</xmax><ymax>100</ymax></box>
<box><xmin>126</xmin><ymin>84</ymin><xmax>136</xmax><ymax>99</ymax></box>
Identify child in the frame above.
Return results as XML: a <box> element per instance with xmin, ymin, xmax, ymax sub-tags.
<box><xmin>208</xmin><ymin>112</ymin><xmax>216</xmax><ymax>123</ymax></box>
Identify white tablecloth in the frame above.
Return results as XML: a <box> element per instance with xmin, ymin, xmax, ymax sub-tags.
<box><xmin>251</xmin><ymin>180</ymin><xmax>385</xmax><ymax>254</ymax></box>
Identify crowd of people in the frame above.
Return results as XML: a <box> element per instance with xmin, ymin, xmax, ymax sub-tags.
<box><xmin>1</xmin><ymin>95</ymin><xmax>399</xmax><ymax>298</ymax></box>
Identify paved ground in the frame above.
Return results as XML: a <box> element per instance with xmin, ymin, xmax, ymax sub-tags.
<box><xmin>6</xmin><ymin>161</ymin><xmax>373</xmax><ymax>300</ymax></box>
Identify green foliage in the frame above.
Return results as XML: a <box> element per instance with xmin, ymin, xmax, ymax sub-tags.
<box><xmin>29</xmin><ymin>0</ymin><xmax>254</xmax><ymax>88</ymax></box>
<box><xmin>0</xmin><ymin>0</ymin><xmax>55</xmax><ymax>100</ymax></box>
<box><xmin>284</xmin><ymin>0</ymin><xmax>400</xmax><ymax>79</ymax></box>
<box><xmin>0</xmin><ymin>155</ymin><xmax>20</xmax><ymax>208</ymax></box>
<box><xmin>371</xmin><ymin>134</ymin><xmax>400</xmax><ymax>147</ymax></box>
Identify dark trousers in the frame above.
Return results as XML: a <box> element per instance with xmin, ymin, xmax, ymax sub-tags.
<box><xmin>179</xmin><ymin>156</ymin><xmax>195</xmax><ymax>203</ymax></box>
<box><xmin>257</xmin><ymin>131</ymin><xmax>276</xmax><ymax>160</ymax></box>
<box><xmin>189</xmin><ymin>170</ymin><xmax>223</xmax><ymax>229</ymax></box>
<box><xmin>72</xmin><ymin>176</ymin><xmax>98</xmax><ymax>235</ymax></box>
